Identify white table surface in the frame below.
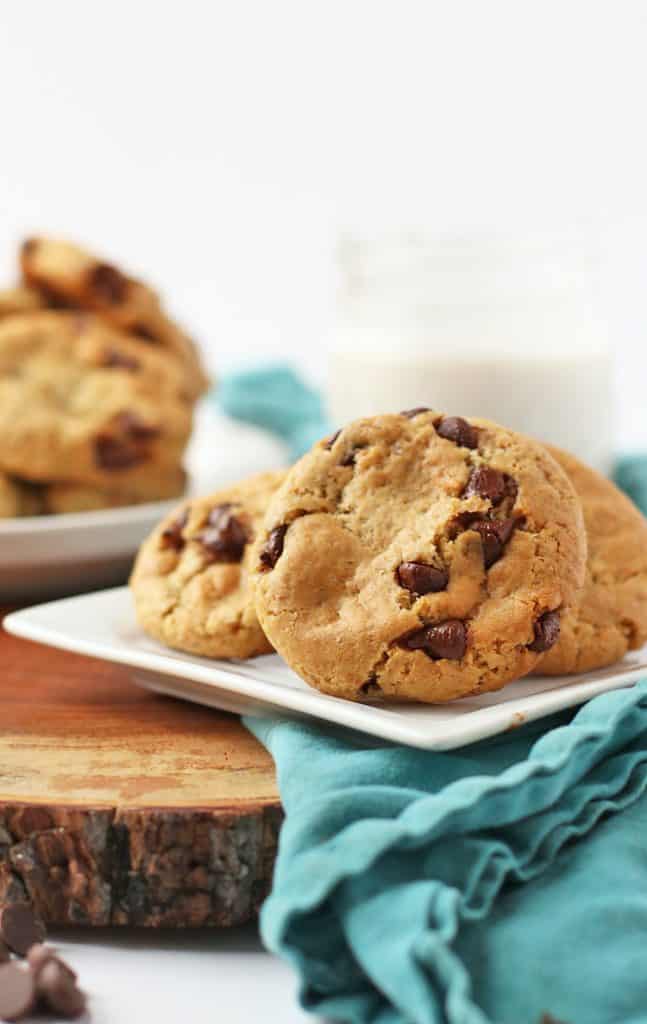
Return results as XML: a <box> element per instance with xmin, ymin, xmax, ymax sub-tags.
<box><xmin>27</xmin><ymin>924</ymin><xmax>317</xmax><ymax>1023</ymax></box>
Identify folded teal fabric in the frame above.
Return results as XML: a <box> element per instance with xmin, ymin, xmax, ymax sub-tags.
<box><xmin>229</xmin><ymin>366</ymin><xmax>647</xmax><ymax>1022</ymax></box>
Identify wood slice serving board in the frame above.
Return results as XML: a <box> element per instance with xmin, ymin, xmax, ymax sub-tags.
<box><xmin>0</xmin><ymin>608</ymin><xmax>282</xmax><ymax>929</ymax></box>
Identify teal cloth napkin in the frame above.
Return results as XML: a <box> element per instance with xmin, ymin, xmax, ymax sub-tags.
<box><xmin>218</xmin><ymin>367</ymin><xmax>647</xmax><ymax>1023</ymax></box>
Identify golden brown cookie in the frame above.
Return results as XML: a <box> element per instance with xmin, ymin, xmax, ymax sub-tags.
<box><xmin>20</xmin><ymin>236</ymin><xmax>208</xmax><ymax>399</ymax></box>
<box><xmin>0</xmin><ymin>473</ymin><xmax>42</xmax><ymax>517</ymax></box>
<box><xmin>0</xmin><ymin>311</ymin><xmax>192</xmax><ymax>488</ymax></box>
<box><xmin>131</xmin><ymin>471</ymin><xmax>285</xmax><ymax>659</ymax></box>
<box><xmin>534</xmin><ymin>446</ymin><xmax>647</xmax><ymax>675</ymax></box>
<box><xmin>43</xmin><ymin>468</ymin><xmax>186</xmax><ymax>514</ymax></box>
<box><xmin>252</xmin><ymin>411</ymin><xmax>587</xmax><ymax>703</ymax></box>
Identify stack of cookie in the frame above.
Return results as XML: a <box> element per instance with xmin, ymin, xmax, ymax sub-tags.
<box><xmin>131</xmin><ymin>409</ymin><xmax>647</xmax><ymax>703</ymax></box>
<box><xmin>0</xmin><ymin>237</ymin><xmax>207</xmax><ymax>516</ymax></box>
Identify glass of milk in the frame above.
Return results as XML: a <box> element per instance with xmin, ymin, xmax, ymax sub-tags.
<box><xmin>327</xmin><ymin>233</ymin><xmax>614</xmax><ymax>474</ymax></box>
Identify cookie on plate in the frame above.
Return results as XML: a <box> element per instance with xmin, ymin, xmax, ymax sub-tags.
<box><xmin>533</xmin><ymin>446</ymin><xmax>647</xmax><ymax>675</ymax></box>
<box><xmin>20</xmin><ymin>236</ymin><xmax>208</xmax><ymax>399</ymax></box>
<box><xmin>43</xmin><ymin>468</ymin><xmax>186</xmax><ymax>514</ymax></box>
<box><xmin>0</xmin><ymin>473</ymin><xmax>42</xmax><ymax>517</ymax></box>
<box><xmin>0</xmin><ymin>311</ymin><xmax>192</xmax><ymax>488</ymax></box>
<box><xmin>252</xmin><ymin>410</ymin><xmax>587</xmax><ymax>703</ymax></box>
<box><xmin>131</xmin><ymin>471</ymin><xmax>285</xmax><ymax>659</ymax></box>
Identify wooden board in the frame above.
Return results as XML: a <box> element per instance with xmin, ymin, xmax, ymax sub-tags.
<box><xmin>0</xmin><ymin>608</ymin><xmax>282</xmax><ymax>928</ymax></box>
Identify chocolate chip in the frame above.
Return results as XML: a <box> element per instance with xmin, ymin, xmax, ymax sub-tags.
<box><xmin>0</xmin><ymin>962</ymin><xmax>37</xmax><ymax>1021</ymax></box>
<box><xmin>471</xmin><ymin>516</ymin><xmax>517</xmax><ymax>569</ymax></box>
<box><xmin>323</xmin><ymin>430</ymin><xmax>341</xmax><ymax>449</ymax></box>
<box><xmin>103</xmin><ymin>348</ymin><xmax>140</xmax><ymax>371</ymax></box>
<box><xmin>436</xmin><ymin>416</ymin><xmax>478</xmax><ymax>449</ymax></box>
<box><xmin>38</xmin><ymin>959</ymin><xmax>86</xmax><ymax>1019</ymax></box>
<box><xmin>115</xmin><ymin>411</ymin><xmax>159</xmax><ymax>440</ymax></box>
<box><xmin>399</xmin><ymin>620</ymin><xmax>467</xmax><ymax>660</ymax></box>
<box><xmin>198</xmin><ymin>504</ymin><xmax>248</xmax><ymax>562</ymax></box>
<box><xmin>396</xmin><ymin>561</ymin><xmax>449</xmax><ymax>595</ymax></box>
<box><xmin>340</xmin><ymin>448</ymin><xmax>358</xmax><ymax>467</ymax></box>
<box><xmin>131</xmin><ymin>322</ymin><xmax>157</xmax><ymax>342</ymax></box>
<box><xmin>94</xmin><ymin>435</ymin><xmax>146</xmax><ymax>470</ymax></box>
<box><xmin>400</xmin><ymin>407</ymin><xmax>432</xmax><ymax>418</ymax></box>
<box><xmin>463</xmin><ymin>466</ymin><xmax>517</xmax><ymax>506</ymax></box>
<box><xmin>0</xmin><ymin>903</ymin><xmax>46</xmax><ymax>957</ymax></box>
<box><xmin>259</xmin><ymin>525</ymin><xmax>288</xmax><ymax>570</ymax></box>
<box><xmin>528</xmin><ymin>610</ymin><xmax>561</xmax><ymax>653</ymax></box>
<box><xmin>161</xmin><ymin>509</ymin><xmax>189</xmax><ymax>551</ymax></box>
<box><xmin>359</xmin><ymin>675</ymin><xmax>382</xmax><ymax>697</ymax></box>
<box><xmin>0</xmin><ymin>940</ymin><xmax>9</xmax><ymax>964</ymax></box>
<box><xmin>88</xmin><ymin>262</ymin><xmax>128</xmax><ymax>304</ymax></box>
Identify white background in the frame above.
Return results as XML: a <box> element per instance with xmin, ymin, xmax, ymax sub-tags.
<box><xmin>1</xmin><ymin>3</ymin><xmax>646</xmax><ymax>1021</ymax></box>
<box><xmin>0</xmin><ymin>1</ymin><xmax>646</xmax><ymax>447</ymax></box>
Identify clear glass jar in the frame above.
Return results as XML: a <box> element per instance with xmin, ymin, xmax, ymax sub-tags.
<box><xmin>327</xmin><ymin>233</ymin><xmax>614</xmax><ymax>474</ymax></box>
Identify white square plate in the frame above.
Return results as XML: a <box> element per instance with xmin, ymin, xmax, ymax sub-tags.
<box><xmin>5</xmin><ymin>587</ymin><xmax>647</xmax><ymax>751</ymax></box>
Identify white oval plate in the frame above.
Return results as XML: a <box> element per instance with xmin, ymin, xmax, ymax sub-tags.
<box><xmin>5</xmin><ymin>586</ymin><xmax>647</xmax><ymax>750</ymax></box>
<box><xmin>0</xmin><ymin>406</ymin><xmax>286</xmax><ymax>601</ymax></box>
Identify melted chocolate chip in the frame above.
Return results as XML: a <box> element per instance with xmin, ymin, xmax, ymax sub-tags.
<box><xmin>528</xmin><ymin>610</ymin><xmax>561</xmax><ymax>653</ymax></box>
<box><xmin>161</xmin><ymin>509</ymin><xmax>189</xmax><ymax>551</ymax></box>
<box><xmin>399</xmin><ymin>620</ymin><xmax>467</xmax><ymax>660</ymax></box>
<box><xmin>259</xmin><ymin>525</ymin><xmax>288</xmax><ymax>570</ymax></box>
<box><xmin>323</xmin><ymin>429</ymin><xmax>341</xmax><ymax>449</ymax></box>
<box><xmin>463</xmin><ymin>466</ymin><xmax>517</xmax><ymax>506</ymax></box>
<box><xmin>103</xmin><ymin>348</ymin><xmax>141</xmax><ymax>371</ymax></box>
<box><xmin>198</xmin><ymin>504</ymin><xmax>248</xmax><ymax>562</ymax></box>
<box><xmin>0</xmin><ymin>903</ymin><xmax>46</xmax><ymax>957</ymax></box>
<box><xmin>396</xmin><ymin>561</ymin><xmax>449</xmax><ymax>595</ymax></box>
<box><xmin>88</xmin><ymin>262</ymin><xmax>128</xmax><ymax>304</ymax></box>
<box><xmin>436</xmin><ymin>416</ymin><xmax>478</xmax><ymax>449</ymax></box>
<box><xmin>471</xmin><ymin>517</ymin><xmax>517</xmax><ymax>569</ymax></box>
<box><xmin>131</xmin><ymin>322</ymin><xmax>157</xmax><ymax>343</ymax></box>
<box><xmin>94</xmin><ymin>435</ymin><xmax>146</xmax><ymax>470</ymax></box>
<box><xmin>400</xmin><ymin>407</ymin><xmax>432</xmax><ymax>418</ymax></box>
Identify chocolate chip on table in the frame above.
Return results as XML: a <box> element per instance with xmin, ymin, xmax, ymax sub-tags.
<box><xmin>88</xmin><ymin>262</ymin><xmax>128</xmax><ymax>304</ymax></box>
<box><xmin>0</xmin><ymin>962</ymin><xmax>37</xmax><ymax>1021</ymax></box>
<box><xmin>400</xmin><ymin>407</ymin><xmax>432</xmax><ymax>418</ymax></box>
<box><xmin>103</xmin><ymin>348</ymin><xmax>141</xmax><ymax>371</ymax></box>
<box><xmin>528</xmin><ymin>610</ymin><xmax>561</xmax><ymax>653</ymax></box>
<box><xmin>259</xmin><ymin>525</ymin><xmax>288</xmax><ymax>570</ymax></box>
<box><xmin>471</xmin><ymin>517</ymin><xmax>517</xmax><ymax>569</ymax></box>
<box><xmin>463</xmin><ymin>466</ymin><xmax>517</xmax><ymax>506</ymax></box>
<box><xmin>0</xmin><ymin>903</ymin><xmax>46</xmax><ymax>958</ymax></box>
<box><xmin>436</xmin><ymin>416</ymin><xmax>478</xmax><ymax>449</ymax></box>
<box><xmin>37</xmin><ymin>958</ymin><xmax>86</xmax><ymax>1019</ymax></box>
<box><xmin>323</xmin><ymin>429</ymin><xmax>341</xmax><ymax>449</ymax></box>
<box><xmin>396</xmin><ymin>561</ymin><xmax>449</xmax><ymax>595</ymax></box>
<box><xmin>198</xmin><ymin>504</ymin><xmax>248</xmax><ymax>562</ymax></box>
<box><xmin>160</xmin><ymin>509</ymin><xmax>189</xmax><ymax>551</ymax></box>
<box><xmin>399</xmin><ymin>620</ymin><xmax>467</xmax><ymax>660</ymax></box>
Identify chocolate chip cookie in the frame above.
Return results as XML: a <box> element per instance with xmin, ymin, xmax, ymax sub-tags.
<box><xmin>534</xmin><ymin>446</ymin><xmax>647</xmax><ymax>675</ymax></box>
<box><xmin>0</xmin><ymin>287</ymin><xmax>46</xmax><ymax>319</ymax></box>
<box><xmin>20</xmin><ymin>236</ymin><xmax>208</xmax><ymax>399</ymax></box>
<box><xmin>252</xmin><ymin>411</ymin><xmax>587</xmax><ymax>703</ymax></box>
<box><xmin>131</xmin><ymin>471</ymin><xmax>285</xmax><ymax>659</ymax></box>
<box><xmin>0</xmin><ymin>311</ymin><xmax>192</xmax><ymax>488</ymax></box>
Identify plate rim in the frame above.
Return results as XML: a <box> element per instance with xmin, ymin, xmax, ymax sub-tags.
<box><xmin>5</xmin><ymin>587</ymin><xmax>647</xmax><ymax>751</ymax></box>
